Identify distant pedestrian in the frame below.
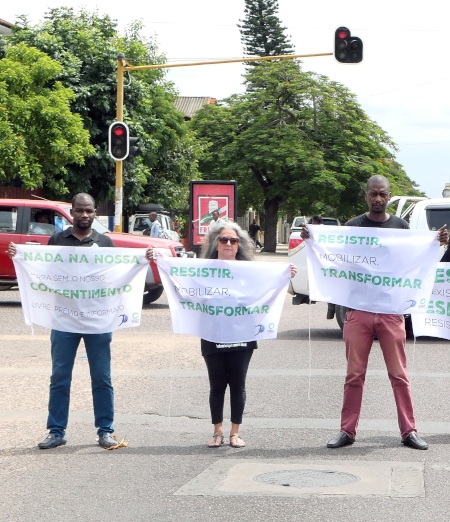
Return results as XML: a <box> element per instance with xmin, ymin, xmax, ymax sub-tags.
<box><xmin>143</xmin><ymin>212</ymin><xmax>161</xmax><ymax>237</ymax></box>
<box><xmin>208</xmin><ymin>210</ymin><xmax>225</xmax><ymax>233</ymax></box>
<box><xmin>310</xmin><ymin>215</ymin><xmax>323</xmax><ymax>225</ymax></box>
<box><xmin>248</xmin><ymin>219</ymin><xmax>262</xmax><ymax>248</ymax></box>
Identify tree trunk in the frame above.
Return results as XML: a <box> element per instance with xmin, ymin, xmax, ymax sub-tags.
<box><xmin>262</xmin><ymin>197</ymin><xmax>280</xmax><ymax>252</ymax></box>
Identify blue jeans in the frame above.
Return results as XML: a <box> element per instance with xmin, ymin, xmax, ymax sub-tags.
<box><xmin>47</xmin><ymin>330</ymin><xmax>114</xmax><ymax>437</ymax></box>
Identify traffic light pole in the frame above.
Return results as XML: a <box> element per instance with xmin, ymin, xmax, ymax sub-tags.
<box><xmin>114</xmin><ymin>54</ymin><xmax>125</xmax><ymax>232</ymax></box>
<box><xmin>114</xmin><ymin>51</ymin><xmax>332</xmax><ymax>232</ymax></box>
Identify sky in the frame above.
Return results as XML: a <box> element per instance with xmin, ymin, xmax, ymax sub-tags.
<box><xmin>2</xmin><ymin>1</ymin><xmax>450</xmax><ymax>198</ymax></box>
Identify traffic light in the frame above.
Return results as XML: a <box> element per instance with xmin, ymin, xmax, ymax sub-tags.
<box><xmin>334</xmin><ymin>27</ymin><xmax>363</xmax><ymax>63</ymax></box>
<box><xmin>128</xmin><ymin>136</ymin><xmax>140</xmax><ymax>157</ymax></box>
<box><xmin>108</xmin><ymin>122</ymin><xmax>129</xmax><ymax>161</ymax></box>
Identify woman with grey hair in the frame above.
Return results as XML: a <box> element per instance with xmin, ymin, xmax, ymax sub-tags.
<box><xmin>201</xmin><ymin>222</ymin><xmax>296</xmax><ymax>449</ymax></box>
<box><xmin>201</xmin><ymin>221</ymin><xmax>255</xmax><ymax>261</ymax></box>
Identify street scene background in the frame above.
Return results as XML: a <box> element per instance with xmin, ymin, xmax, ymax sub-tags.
<box><xmin>1</xmin><ymin>249</ymin><xmax>450</xmax><ymax>521</ymax></box>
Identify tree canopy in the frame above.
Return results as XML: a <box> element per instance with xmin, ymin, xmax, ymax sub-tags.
<box><xmin>238</xmin><ymin>0</ymin><xmax>294</xmax><ymax>57</ymax></box>
<box><xmin>190</xmin><ymin>60</ymin><xmax>422</xmax><ymax>251</ymax></box>
<box><xmin>4</xmin><ymin>8</ymin><xmax>198</xmax><ymax>209</ymax></box>
<box><xmin>0</xmin><ymin>43</ymin><xmax>94</xmax><ymax>192</ymax></box>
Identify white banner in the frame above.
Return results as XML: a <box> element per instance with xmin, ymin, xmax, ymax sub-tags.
<box><xmin>305</xmin><ymin>225</ymin><xmax>440</xmax><ymax>314</ymax></box>
<box><xmin>157</xmin><ymin>257</ymin><xmax>291</xmax><ymax>342</ymax></box>
<box><xmin>411</xmin><ymin>263</ymin><xmax>450</xmax><ymax>339</ymax></box>
<box><xmin>13</xmin><ymin>245</ymin><xmax>149</xmax><ymax>333</ymax></box>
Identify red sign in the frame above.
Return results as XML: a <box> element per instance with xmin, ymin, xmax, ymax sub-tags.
<box><xmin>189</xmin><ymin>181</ymin><xmax>237</xmax><ymax>247</ymax></box>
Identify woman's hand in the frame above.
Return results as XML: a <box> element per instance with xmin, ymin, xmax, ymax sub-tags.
<box><xmin>290</xmin><ymin>264</ymin><xmax>297</xmax><ymax>278</ymax></box>
<box><xmin>146</xmin><ymin>247</ymin><xmax>163</xmax><ymax>260</ymax></box>
<box><xmin>8</xmin><ymin>242</ymin><xmax>17</xmax><ymax>259</ymax></box>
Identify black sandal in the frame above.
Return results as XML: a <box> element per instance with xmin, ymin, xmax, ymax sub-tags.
<box><xmin>207</xmin><ymin>433</ymin><xmax>224</xmax><ymax>448</ymax></box>
<box><xmin>229</xmin><ymin>434</ymin><xmax>246</xmax><ymax>448</ymax></box>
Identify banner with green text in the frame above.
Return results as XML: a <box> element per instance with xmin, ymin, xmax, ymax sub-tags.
<box><xmin>411</xmin><ymin>263</ymin><xmax>450</xmax><ymax>339</ymax></box>
<box><xmin>305</xmin><ymin>225</ymin><xmax>440</xmax><ymax>314</ymax></box>
<box><xmin>13</xmin><ymin>245</ymin><xmax>148</xmax><ymax>333</ymax></box>
<box><xmin>157</xmin><ymin>257</ymin><xmax>291</xmax><ymax>342</ymax></box>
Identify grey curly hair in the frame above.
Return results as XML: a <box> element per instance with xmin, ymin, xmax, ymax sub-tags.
<box><xmin>201</xmin><ymin>222</ymin><xmax>255</xmax><ymax>261</ymax></box>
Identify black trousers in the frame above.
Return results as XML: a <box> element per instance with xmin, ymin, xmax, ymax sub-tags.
<box><xmin>203</xmin><ymin>350</ymin><xmax>254</xmax><ymax>425</ymax></box>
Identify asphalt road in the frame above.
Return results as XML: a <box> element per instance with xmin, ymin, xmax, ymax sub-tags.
<box><xmin>1</xmin><ymin>247</ymin><xmax>450</xmax><ymax>521</ymax></box>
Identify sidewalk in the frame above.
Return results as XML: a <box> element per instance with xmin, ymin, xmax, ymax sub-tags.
<box><xmin>255</xmin><ymin>242</ymin><xmax>288</xmax><ymax>261</ymax></box>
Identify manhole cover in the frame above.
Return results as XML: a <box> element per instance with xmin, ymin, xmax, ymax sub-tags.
<box><xmin>254</xmin><ymin>470</ymin><xmax>360</xmax><ymax>489</ymax></box>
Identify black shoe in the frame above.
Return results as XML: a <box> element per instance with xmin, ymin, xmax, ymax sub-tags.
<box><xmin>327</xmin><ymin>303</ymin><xmax>336</xmax><ymax>320</ymax></box>
<box><xmin>38</xmin><ymin>433</ymin><xmax>67</xmax><ymax>449</ymax></box>
<box><xmin>401</xmin><ymin>432</ymin><xmax>428</xmax><ymax>450</ymax></box>
<box><xmin>327</xmin><ymin>432</ymin><xmax>355</xmax><ymax>448</ymax></box>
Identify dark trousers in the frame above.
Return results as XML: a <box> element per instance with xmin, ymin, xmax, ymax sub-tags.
<box><xmin>251</xmin><ymin>236</ymin><xmax>262</xmax><ymax>248</ymax></box>
<box><xmin>203</xmin><ymin>350</ymin><xmax>254</xmax><ymax>425</ymax></box>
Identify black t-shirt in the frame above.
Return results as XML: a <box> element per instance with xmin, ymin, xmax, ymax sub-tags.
<box><xmin>48</xmin><ymin>227</ymin><xmax>114</xmax><ymax>247</ymax></box>
<box><xmin>344</xmin><ymin>213</ymin><xmax>409</xmax><ymax>314</ymax></box>
<box><xmin>441</xmin><ymin>248</ymin><xmax>450</xmax><ymax>262</ymax></box>
<box><xmin>248</xmin><ymin>223</ymin><xmax>261</xmax><ymax>236</ymax></box>
<box><xmin>201</xmin><ymin>339</ymin><xmax>257</xmax><ymax>356</ymax></box>
<box><xmin>345</xmin><ymin>213</ymin><xmax>409</xmax><ymax>229</ymax></box>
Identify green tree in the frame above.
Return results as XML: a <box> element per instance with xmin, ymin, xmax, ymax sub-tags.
<box><xmin>0</xmin><ymin>43</ymin><xmax>94</xmax><ymax>193</ymax></box>
<box><xmin>238</xmin><ymin>0</ymin><xmax>294</xmax><ymax>57</ymax></box>
<box><xmin>191</xmin><ymin>61</ymin><xmax>421</xmax><ymax>251</ymax></box>
<box><xmin>7</xmin><ymin>8</ymin><xmax>198</xmax><ymax>209</ymax></box>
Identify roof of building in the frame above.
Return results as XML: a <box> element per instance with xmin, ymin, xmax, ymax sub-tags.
<box><xmin>0</xmin><ymin>17</ymin><xmax>13</xmax><ymax>36</ymax></box>
<box><xmin>174</xmin><ymin>96</ymin><xmax>216</xmax><ymax>119</ymax></box>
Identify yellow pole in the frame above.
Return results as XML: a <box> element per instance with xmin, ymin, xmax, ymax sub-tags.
<box><xmin>115</xmin><ymin>54</ymin><xmax>125</xmax><ymax>232</ymax></box>
<box><xmin>122</xmin><ymin>52</ymin><xmax>333</xmax><ymax>71</ymax></box>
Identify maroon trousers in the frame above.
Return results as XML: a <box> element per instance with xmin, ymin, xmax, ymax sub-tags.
<box><xmin>341</xmin><ymin>310</ymin><xmax>416</xmax><ymax>439</ymax></box>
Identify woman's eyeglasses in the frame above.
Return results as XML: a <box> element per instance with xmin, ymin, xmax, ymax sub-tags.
<box><xmin>218</xmin><ymin>236</ymin><xmax>239</xmax><ymax>245</ymax></box>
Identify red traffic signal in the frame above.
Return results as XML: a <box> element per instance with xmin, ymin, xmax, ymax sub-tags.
<box><xmin>335</xmin><ymin>26</ymin><xmax>363</xmax><ymax>63</ymax></box>
<box><xmin>108</xmin><ymin>122</ymin><xmax>129</xmax><ymax>161</ymax></box>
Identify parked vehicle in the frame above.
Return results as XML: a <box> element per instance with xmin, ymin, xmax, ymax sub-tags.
<box><xmin>288</xmin><ymin>197</ymin><xmax>450</xmax><ymax>329</ymax></box>
<box><xmin>128</xmin><ymin>203</ymin><xmax>180</xmax><ymax>242</ymax></box>
<box><xmin>290</xmin><ymin>216</ymin><xmax>341</xmax><ymax>233</ymax></box>
<box><xmin>0</xmin><ymin>199</ymin><xmax>186</xmax><ymax>303</ymax></box>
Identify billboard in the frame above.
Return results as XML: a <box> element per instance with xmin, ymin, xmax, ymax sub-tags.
<box><xmin>189</xmin><ymin>181</ymin><xmax>238</xmax><ymax>248</ymax></box>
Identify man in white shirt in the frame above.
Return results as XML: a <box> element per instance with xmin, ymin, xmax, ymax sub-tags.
<box><xmin>208</xmin><ymin>210</ymin><xmax>225</xmax><ymax>233</ymax></box>
<box><xmin>144</xmin><ymin>212</ymin><xmax>161</xmax><ymax>237</ymax></box>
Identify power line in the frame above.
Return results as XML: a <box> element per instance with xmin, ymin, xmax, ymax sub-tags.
<box><xmin>399</xmin><ymin>140</ymin><xmax>450</xmax><ymax>146</ymax></box>
<box><xmin>360</xmin><ymin>77</ymin><xmax>450</xmax><ymax>98</ymax></box>
<box><xmin>143</xmin><ymin>20</ymin><xmax>449</xmax><ymax>32</ymax></box>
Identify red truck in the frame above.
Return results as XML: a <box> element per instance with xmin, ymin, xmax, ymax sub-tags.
<box><xmin>0</xmin><ymin>198</ymin><xmax>185</xmax><ymax>303</ymax></box>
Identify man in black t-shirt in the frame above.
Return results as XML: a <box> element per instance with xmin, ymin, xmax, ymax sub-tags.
<box><xmin>44</xmin><ymin>194</ymin><xmax>117</xmax><ymax>449</ymax></box>
<box><xmin>9</xmin><ymin>193</ymin><xmax>152</xmax><ymax>450</ymax></box>
<box><xmin>302</xmin><ymin>175</ymin><xmax>448</xmax><ymax>450</ymax></box>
